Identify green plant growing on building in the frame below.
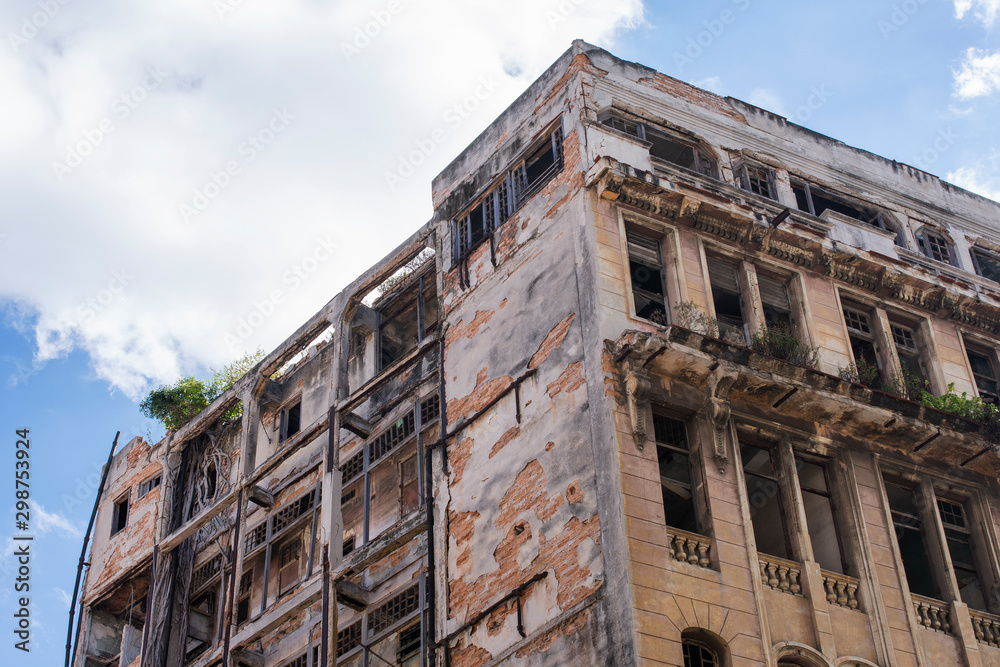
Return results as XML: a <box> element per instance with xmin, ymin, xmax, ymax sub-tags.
<box><xmin>750</xmin><ymin>324</ymin><xmax>819</xmax><ymax>370</ymax></box>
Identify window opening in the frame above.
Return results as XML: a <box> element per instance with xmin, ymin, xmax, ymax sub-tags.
<box><xmin>796</xmin><ymin>456</ymin><xmax>846</xmax><ymax>574</ymax></box>
<box><xmin>653</xmin><ymin>413</ymin><xmax>698</xmax><ymax>533</ymax></box>
<box><xmin>191</xmin><ymin>555</ymin><xmax>222</xmax><ymax>593</ymax></box>
<box><xmin>397</xmin><ymin>622</ymin><xmax>422</xmax><ymax>666</ymax></box>
<box><xmin>378</xmin><ymin>271</ymin><xmax>437</xmax><ymax>371</ymax></box>
<box><xmin>453</xmin><ymin>126</ymin><xmax>563</xmax><ymax>266</ymax></box>
<box><xmin>965</xmin><ymin>343</ymin><xmax>999</xmax><ymax>404</ymax></box>
<box><xmin>938</xmin><ymin>498</ymin><xmax>988</xmax><ymax>610</ymax></box>
<box><xmin>758</xmin><ymin>272</ymin><xmax>792</xmax><ymax>330</ymax></box>
<box><xmin>972</xmin><ymin>247</ymin><xmax>1000</xmax><ymax>283</ymax></box>
<box><xmin>342</xmin><ymin>395</ymin><xmax>439</xmax><ymax>550</ymax></box>
<box><xmin>236</xmin><ymin>568</ymin><xmax>253</xmax><ymax>625</ymax></box>
<box><xmin>338</xmin><ymin>621</ymin><xmax>362</xmax><ymax>657</ymax></box>
<box><xmin>280</xmin><ymin>401</ymin><xmax>302</xmax><ymax>443</ymax></box>
<box><xmin>707</xmin><ymin>256</ymin><xmax>745</xmax><ymax>339</ymax></box>
<box><xmin>792</xmin><ymin>181</ymin><xmax>901</xmax><ymax>245</ymax></box>
<box><xmin>885</xmin><ymin>481</ymin><xmax>938</xmax><ymax>599</ymax></box>
<box><xmin>627</xmin><ymin>229</ymin><xmax>668</xmax><ymax>324</ymax></box>
<box><xmin>740</xmin><ymin>442</ymin><xmax>790</xmax><ymax>559</ymax></box>
<box><xmin>683</xmin><ymin>639</ymin><xmax>719</xmax><ymax>667</ymax></box>
<box><xmin>842</xmin><ymin>304</ymin><xmax>881</xmax><ymax>382</ymax></box>
<box><xmin>278</xmin><ymin>538</ymin><xmax>301</xmax><ymax>595</ymax></box>
<box><xmin>916</xmin><ymin>229</ymin><xmax>954</xmax><ymax>265</ymax></box>
<box><xmin>112</xmin><ymin>494</ymin><xmax>129</xmax><ymax>536</ymax></box>
<box><xmin>737</xmin><ymin>164</ymin><xmax>775</xmax><ymax>200</ymax></box>
<box><xmin>891</xmin><ymin>321</ymin><xmax>927</xmax><ymax>388</ymax></box>
<box><xmin>138</xmin><ymin>474</ymin><xmax>162</xmax><ymax>499</ymax></box>
<box><xmin>369</xmin><ymin>585</ymin><xmax>420</xmax><ymax>636</ymax></box>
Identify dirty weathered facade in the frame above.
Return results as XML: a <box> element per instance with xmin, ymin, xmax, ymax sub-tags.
<box><xmin>74</xmin><ymin>41</ymin><xmax>1000</xmax><ymax>667</ymax></box>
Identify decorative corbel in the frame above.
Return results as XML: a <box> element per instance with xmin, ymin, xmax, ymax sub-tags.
<box><xmin>707</xmin><ymin>368</ymin><xmax>738</xmax><ymax>474</ymax></box>
<box><xmin>709</xmin><ymin>399</ymin><xmax>732</xmax><ymax>474</ymax></box>
<box><xmin>626</xmin><ymin>370</ymin><xmax>653</xmax><ymax>449</ymax></box>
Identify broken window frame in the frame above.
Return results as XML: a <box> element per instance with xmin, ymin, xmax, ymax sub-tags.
<box><xmin>841</xmin><ymin>300</ymin><xmax>885</xmax><ymax>386</ymax></box>
<box><xmin>889</xmin><ymin>317</ymin><xmax>928</xmax><ymax>391</ymax></box>
<box><xmin>739</xmin><ymin>430</ymin><xmax>854</xmax><ymax>576</ymax></box>
<box><xmin>377</xmin><ymin>267</ymin><xmax>438</xmax><ymax>372</ymax></box>
<box><xmin>704</xmin><ymin>250</ymin><xmax>805</xmax><ymax>347</ymax></box>
<box><xmin>682</xmin><ymin>638</ymin><xmax>720</xmax><ymax>667</ymax></box>
<box><xmin>451</xmin><ymin>124</ymin><xmax>564</xmax><ymax>268</ymax></box>
<box><xmin>626</xmin><ymin>227</ymin><xmax>670</xmax><ymax>325</ymax></box>
<box><xmin>881</xmin><ymin>472</ymin><xmax>999</xmax><ymax>613</ymax></box>
<box><xmin>735</xmin><ymin>161</ymin><xmax>777</xmax><ymax>200</ymax></box>
<box><xmin>962</xmin><ymin>338</ymin><xmax>1000</xmax><ymax>404</ymax></box>
<box><xmin>598</xmin><ymin>109</ymin><xmax>719</xmax><ymax>179</ymax></box>
<box><xmin>652</xmin><ymin>411</ymin><xmax>702</xmax><ymax>536</ymax></box>
<box><xmin>242</xmin><ymin>483</ymin><xmax>321</xmax><ymax>616</ymax></box>
<box><xmin>111</xmin><ymin>492</ymin><xmax>130</xmax><ymax>537</ymax></box>
<box><xmin>337</xmin><ymin>579</ymin><xmax>426</xmax><ymax>667</ymax></box>
<box><xmin>971</xmin><ymin>246</ymin><xmax>1000</xmax><ymax>283</ymax></box>
<box><xmin>915</xmin><ymin>227</ymin><xmax>957</xmax><ymax>266</ymax></box>
<box><xmin>137</xmin><ymin>473</ymin><xmax>162</xmax><ymax>499</ymax></box>
<box><xmin>186</xmin><ymin>553</ymin><xmax>226</xmax><ymax>660</ymax></box>
<box><xmin>279</xmin><ymin>399</ymin><xmax>302</xmax><ymax>443</ymax></box>
<box><xmin>341</xmin><ymin>394</ymin><xmax>440</xmax><ymax>554</ymax></box>
<box><xmin>790</xmin><ymin>180</ymin><xmax>903</xmax><ymax>246</ymax></box>
<box><xmin>739</xmin><ymin>439</ymin><xmax>793</xmax><ymax>561</ymax></box>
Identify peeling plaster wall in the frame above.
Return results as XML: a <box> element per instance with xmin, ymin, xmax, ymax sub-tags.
<box><xmin>87</xmin><ymin>437</ymin><xmax>163</xmax><ymax>601</ymax></box>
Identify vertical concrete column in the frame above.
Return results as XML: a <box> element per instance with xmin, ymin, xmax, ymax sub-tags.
<box><xmin>738</xmin><ymin>260</ymin><xmax>765</xmax><ymax>340</ymax></box>
<box><xmin>950</xmin><ymin>599</ymin><xmax>984</xmax><ymax>667</ymax></box>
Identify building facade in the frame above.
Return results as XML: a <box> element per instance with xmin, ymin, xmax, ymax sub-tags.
<box><xmin>73</xmin><ymin>42</ymin><xmax>1000</xmax><ymax>667</ymax></box>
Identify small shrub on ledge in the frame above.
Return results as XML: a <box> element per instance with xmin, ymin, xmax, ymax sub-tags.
<box><xmin>750</xmin><ymin>324</ymin><xmax>819</xmax><ymax>370</ymax></box>
<box><xmin>919</xmin><ymin>384</ymin><xmax>1000</xmax><ymax>444</ymax></box>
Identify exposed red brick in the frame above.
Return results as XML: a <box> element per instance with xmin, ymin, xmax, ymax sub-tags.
<box><xmin>486</xmin><ymin>599</ymin><xmax>517</xmax><ymax>636</ymax></box>
<box><xmin>450</xmin><ymin>642</ymin><xmax>493</xmax><ymax>667</ymax></box>
<box><xmin>489</xmin><ymin>426</ymin><xmax>520</xmax><ymax>459</ymax></box>
<box><xmin>566</xmin><ymin>481</ymin><xmax>583</xmax><ymax>504</ymax></box>
<box><xmin>445</xmin><ymin>310</ymin><xmax>496</xmax><ymax>357</ymax></box>
<box><xmin>450</xmin><ymin>436</ymin><xmax>475</xmax><ymax>489</ymax></box>
<box><xmin>447</xmin><ymin>368</ymin><xmax>514</xmax><ymax>424</ymax></box>
<box><xmin>528</xmin><ymin>313</ymin><xmax>576</xmax><ymax>370</ymax></box>
<box><xmin>544</xmin><ymin>441</ymin><xmax>556</xmax><ymax>452</ymax></box>
<box><xmin>497</xmin><ymin>460</ymin><xmax>566</xmax><ymax>527</ymax></box>
<box><xmin>513</xmin><ymin>608</ymin><xmax>591</xmax><ymax>659</ymax></box>
<box><xmin>546</xmin><ymin>361</ymin><xmax>585</xmax><ymax>398</ymax></box>
<box><xmin>449</xmin><ymin>510</ymin><xmax>481</xmax><ymax>576</ymax></box>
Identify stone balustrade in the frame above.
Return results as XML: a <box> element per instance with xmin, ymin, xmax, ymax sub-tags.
<box><xmin>758</xmin><ymin>555</ymin><xmax>802</xmax><ymax>595</ymax></box>
<box><xmin>912</xmin><ymin>594</ymin><xmax>953</xmax><ymax>634</ymax></box>
<box><xmin>971</xmin><ymin>609</ymin><xmax>1000</xmax><ymax>648</ymax></box>
<box><xmin>665</xmin><ymin>528</ymin><xmax>711</xmax><ymax>568</ymax></box>
<box><xmin>821</xmin><ymin>570</ymin><xmax>861</xmax><ymax>610</ymax></box>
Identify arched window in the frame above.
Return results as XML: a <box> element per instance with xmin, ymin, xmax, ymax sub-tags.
<box><xmin>683</xmin><ymin>639</ymin><xmax>719</xmax><ymax>667</ymax></box>
<box><xmin>915</xmin><ymin>228</ymin><xmax>956</xmax><ymax>265</ymax></box>
<box><xmin>681</xmin><ymin>629</ymin><xmax>728</xmax><ymax>667</ymax></box>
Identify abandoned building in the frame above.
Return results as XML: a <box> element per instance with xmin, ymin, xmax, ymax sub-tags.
<box><xmin>71</xmin><ymin>41</ymin><xmax>1000</xmax><ymax>667</ymax></box>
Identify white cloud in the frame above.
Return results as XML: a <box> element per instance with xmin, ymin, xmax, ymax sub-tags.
<box><xmin>33</xmin><ymin>503</ymin><xmax>83</xmax><ymax>538</ymax></box>
<box><xmin>0</xmin><ymin>0</ymin><xmax>644</xmax><ymax>398</ymax></box>
<box><xmin>954</xmin><ymin>0</ymin><xmax>1000</xmax><ymax>26</ymax></box>
<box><xmin>747</xmin><ymin>87</ymin><xmax>787</xmax><ymax>117</ymax></box>
<box><xmin>947</xmin><ymin>165</ymin><xmax>1000</xmax><ymax>202</ymax></box>
<box><xmin>953</xmin><ymin>48</ymin><xmax>1000</xmax><ymax>99</ymax></box>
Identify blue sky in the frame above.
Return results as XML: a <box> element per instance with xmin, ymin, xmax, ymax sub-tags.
<box><xmin>1</xmin><ymin>1</ymin><xmax>999</xmax><ymax>664</ymax></box>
